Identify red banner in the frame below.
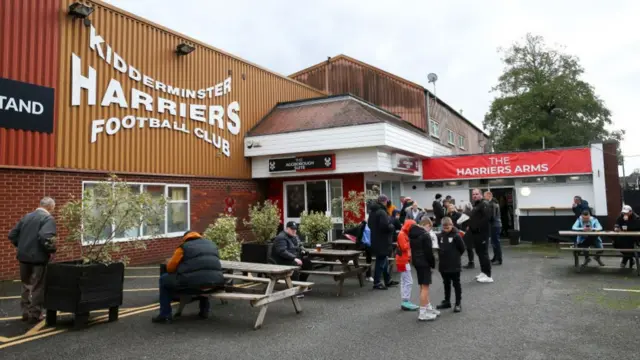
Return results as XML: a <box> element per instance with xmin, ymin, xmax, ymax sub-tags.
<box><xmin>422</xmin><ymin>148</ymin><xmax>592</xmax><ymax>180</ymax></box>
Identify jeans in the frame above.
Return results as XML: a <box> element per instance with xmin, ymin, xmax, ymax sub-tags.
<box><xmin>373</xmin><ymin>255</ymin><xmax>391</xmax><ymax>285</ymax></box>
<box><xmin>491</xmin><ymin>226</ymin><xmax>502</xmax><ymax>261</ymax></box>
<box><xmin>473</xmin><ymin>235</ymin><xmax>491</xmax><ymax>277</ymax></box>
<box><xmin>158</xmin><ymin>274</ymin><xmax>210</xmax><ymax>318</ymax></box>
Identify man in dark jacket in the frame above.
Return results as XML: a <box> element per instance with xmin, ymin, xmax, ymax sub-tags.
<box><xmin>572</xmin><ymin>196</ymin><xmax>591</xmax><ymax>217</ymax></box>
<box><xmin>485</xmin><ymin>191</ymin><xmax>503</xmax><ymax>265</ymax></box>
<box><xmin>271</xmin><ymin>221</ymin><xmax>312</xmax><ymax>283</ymax></box>
<box><xmin>615</xmin><ymin>205</ymin><xmax>640</xmax><ymax>268</ymax></box>
<box><xmin>367</xmin><ymin>195</ymin><xmax>399</xmax><ymax>290</ymax></box>
<box><xmin>467</xmin><ymin>188</ymin><xmax>494</xmax><ymax>283</ymax></box>
<box><xmin>408</xmin><ymin>219</ymin><xmax>438</xmax><ymax>321</ymax></box>
<box><xmin>432</xmin><ymin>194</ymin><xmax>445</xmax><ymax>228</ymax></box>
<box><xmin>8</xmin><ymin>197</ymin><xmax>57</xmax><ymax>323</ymax></box>
<box><xmin>436</xmin><ymin>217</ymin><xmax>465</xmax><ymax>313</ymax></box>
<box><xmin>153</xmin><ymin>231</ymin><xmax>226</xmax><ymax>323</ymax></box>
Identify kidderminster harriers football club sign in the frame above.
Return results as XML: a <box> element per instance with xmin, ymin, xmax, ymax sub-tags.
<box><xmin>422</xmin><ymin>148</ymin><xmax>592</xmax><ymax>180</ymax></box>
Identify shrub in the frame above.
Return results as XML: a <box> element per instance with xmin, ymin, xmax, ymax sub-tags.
<box><xmin>243</xmin><ymin>200</ymin><xmax>281</xmax><ymax>244</ymax></box>
<box><xmin>203</xmin><ymin>215</ymin><xmax>241</xmax><ymax>261</ymax></box>
<box><xmin>299</xmin><ymin>211</ymin><xmax>333</xmax><ymax>245</ymax></box>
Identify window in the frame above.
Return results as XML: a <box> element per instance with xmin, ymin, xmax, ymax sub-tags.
<box><xmin>521</xmin><ymin>176</ymin><xmax>558</xmax><ymax>184</ymax></box>
<box><xmin>424</xmin><ymin>181</ymin><xmax>444</xmax><ymax>188</ymax></box>
<box><xmin>447</xmin><ymin>129</ymin><xmax>455</xmax><ymax>145</ymax></box>
<box><xmin>457</xmin><ymin>135</ymin><xmax>466</xmax><ymax>149</ymax></box>
<box><xmin>82</xmin><ymin>182</ymin><xmax>190</xmax><ymax>242</ymax></box>
<box><xmin>429</xmin><ymin>119</ymin><xmax>439</xmax><ymax>138</ymax></box>
<box><xmin>366</xmin><ymin>181</ymin><xmax>381</xmax><ymax>197</ymax></box>
<box><xmin>566</xmin><ymin>175</ymin><xmax>592</xmax><ymax>183</ymax></box>
<box><xmin>284</xmin><ymin>180</ymin><xmax>343</xmax><ymax>241</ymax></box>
<box><xmin>488</xmin><ymin>178</ymin><xmax>514</xmax><ymax>186</ymax></box>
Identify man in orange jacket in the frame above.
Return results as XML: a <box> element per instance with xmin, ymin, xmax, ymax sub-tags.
<box><xmin>396</xmin><ymin>219</ymin><xmax>419</xmax><ymax>311</ymax></box>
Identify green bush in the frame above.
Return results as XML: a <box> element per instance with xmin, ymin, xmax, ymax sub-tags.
<box><xmin>299</xmin><ymin>211</ymin><xmax>333</xmax><ymax>244</ymax></box>
<box><xmin>243</xmin><ymin>200</ymin><xmax>281</xmax><ymax>244</ymax></box>
<box><xmin>203</xmin><ymin>215</ymin><xmax>241</xmax><ymax>261</ymax></box>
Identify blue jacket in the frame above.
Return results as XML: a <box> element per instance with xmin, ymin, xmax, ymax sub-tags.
<box><xmin>571</xmin><ymin>216</ymin><xmax>603</xmax><ymax>245</ymax></box>
<box><xmin>573</xmin><ymin>200</ymin><xmax>591</xmax><ymax>217</ymax></box>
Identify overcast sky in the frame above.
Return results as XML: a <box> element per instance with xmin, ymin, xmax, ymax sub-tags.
<box><xmin>106</xmin><ymin>0</ymin><xmax>639</xmax><ymax>174</ymax></box>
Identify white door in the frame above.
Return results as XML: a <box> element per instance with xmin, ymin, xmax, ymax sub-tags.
<box><xmin>284</xmin><ymin>180</ymin><xmax>344</xmax><ymax>241</ymax></box>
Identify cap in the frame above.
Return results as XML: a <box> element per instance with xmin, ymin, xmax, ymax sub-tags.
<box><xmin>378</xmin><ymin>194</ymin><xmax>389</xmax><ymax>203</ymax></box>
<box><xmin>286</xmin><ymin>221</ymin><xmax>298</xmax><ymax>230</ymax></box>
<box><xmin>622</xmin><ymin>205</ymin><xmax>632</xmax><ymax>214</ymax></box>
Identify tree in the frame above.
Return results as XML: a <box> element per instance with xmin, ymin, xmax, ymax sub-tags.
<box><xmin>484</xmin><ymin>33</ymin><xmax>624</xmax><ymax>152</ymax></box>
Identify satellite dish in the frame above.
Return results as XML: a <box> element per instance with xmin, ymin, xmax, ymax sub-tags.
<box><xmin>427</xmin><ymin>73</ymin><xmax>438</xmax><ymax>83</ymax></box>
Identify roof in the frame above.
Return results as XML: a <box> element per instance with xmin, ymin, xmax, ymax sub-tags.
<box><xmin>246</xmin><ymin>93</ymin><xmax>427</xmax><ymax>137</ymax></box>
<box><xmin>289</xmin><ymin>54</ymin><xmax>488</xmax><ymax>137</ymax></box>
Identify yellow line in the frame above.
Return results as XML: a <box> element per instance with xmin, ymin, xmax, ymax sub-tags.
<box><xmin>0</xmin><ymin>327</ymin><xmax>59</xmax><ymax>344</ymax></box>
<box><xmin>0</xmin><ymin>296</ymin><xmax>20</xmax><ymax>300</ymax></box>
<box><xmin>0</xmin><ymin>316</ymin><xmax>23</xmax><ymax>321</ymax></box>
<box><xmin>24</xmin><ymin>320</ymin><xmax>46</xmax><ymax>336</ymax></box>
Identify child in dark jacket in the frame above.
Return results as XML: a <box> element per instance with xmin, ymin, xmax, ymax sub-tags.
<box><xmin>408</xmin><ymin>218</ymin><xmax>439</xmax><ymax>321</ymax></box>
<box><xmin>436</xmin><ymin>217</ymin><xmax>465</xmax><ymax>313</ymax></box>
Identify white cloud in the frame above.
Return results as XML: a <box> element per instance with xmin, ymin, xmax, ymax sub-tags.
<box><xmin>105</xmin><ymin>0</ymin><xmax>640</xmax><ymax>171</ymax></box>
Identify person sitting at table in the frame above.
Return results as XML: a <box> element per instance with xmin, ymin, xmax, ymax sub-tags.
<box><xmin>152</xmin><ymin>230</ymin><xmax>226</xmax><ymax>324</ymax></box>
<box><xmin>270</xmin><ymin>221</ymin><xmax>313</xmax><ymax>285</ymax></box>
<box><xmin>614</xmin><ymin>205</ymin><xmax>640</xmax><ymax>268</ymax></box>
<box><xmin>572</xmin><ymin>210</ymin><xmax>605</xmax><ymax>267</ymax></box>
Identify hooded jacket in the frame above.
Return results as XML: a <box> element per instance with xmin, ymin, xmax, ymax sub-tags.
<box><xmin>395</xmin><ymin>220</ymin><xmax>415</xmax><ymax>272</ymax></box>
<box><xmin>408</xmin><ymin>224</ymin><xmax>435</xmax><ymax>269</ymax></box>
<box><xmin>166</xmin><ymin>231</ymin><xmax>225</xmax><ymax>288</ymax></box>
<box><xmin>573</xmin><ymin>199</ymin><xmax>591</xmax><ymax>217</ymax></box>
<box><xmin>367</xmin><ymin>202</ymin><xmax>395</xmax><ymax>256</ymax></box>
<box><xmin>437</xmin><ymin>228</ymin><xmax>466</xmax><ymax>273</ymax></box>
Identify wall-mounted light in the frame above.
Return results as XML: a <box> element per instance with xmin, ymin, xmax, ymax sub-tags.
<box><xmin>68</xmin><ymin>2</ymin><xmax>94</xmax><ymax>27</ymax></box>
<box><xmin>520</xmin><ymin>187</ymin><xmax>531</xmax><ymax>197</ymax></box>
<box><xmin>176</xmin><ymin>43</ymin><xmax>195</xmax><ymax>56</ymax></box>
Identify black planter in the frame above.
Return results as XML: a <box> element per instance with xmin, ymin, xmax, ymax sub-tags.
<box><xmin>44</xmin><ymin>261</ymin><xmax>124</xmax><ymax>329</ymax></box>
<box><xmin>240</xmin><ymin>242</ymin><xmax>272</xmax><ymax>263</ymax></box>
<box><xmin>508</xmin><ymin>230</ymin><xmax>521</xmax><ymax>246</ymax></box>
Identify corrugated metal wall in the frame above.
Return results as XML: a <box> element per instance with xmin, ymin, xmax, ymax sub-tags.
<box><xmin>55</xmin><ymin>0</ymin><xmax>324</xmax><ymax>178</ymax></box>
<box><xmin>292</xmin><ymin>57</ymin><xmax>427</xmax><ymax>131</ymax></box>
<box><xmin>0</xmin><ymin>0</ymin><xmax>59</xmax><ymax>167</ymax></box>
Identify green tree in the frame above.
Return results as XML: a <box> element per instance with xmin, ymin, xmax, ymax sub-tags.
<box><xmin>484</xmin><ymin>33</ymin><xmax>624</xmax><ymax>152</ymax></box>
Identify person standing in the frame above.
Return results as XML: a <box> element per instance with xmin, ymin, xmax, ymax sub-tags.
<box><xmin>396</xmin><ymin>220</ymin><xmax>419</xmax><ymax>311</ymax></box>
<box><xmin>436</xmin><ymin>217</ymin><xmax>465</xmax><ymax>312</ymax></box>
<box><xmin>399</xmin><ymin>197</ymin><xmax>414</xmax><ymax>224</ymax></box>
<box><xmin>432</xmin><ymin>194</ymin><xmax>445</xmax><ymax>228</ymax></box>
<box><xmin>467</xmin><ymin>189</ymin><xmax>494</xmax><ymax>283</ymax></box>
<box><xmin>408</xmin><ymin>218</ymin><xmax>439</xmax><ymax>321</ymax></box>
<box><xmin>406</xmin><ymin>202</ymin><xmax>425</xmax><ymax>223</ymax></box>
<box><xmin>8</xmin><ymin>197</ymin><xmax>57</xmax><ymax>323</ymax></box>
<box><xmin>484</xmin><ymin>191</ymin><xmax>503</xmax><ymax>265</ymax></box>
<box><xmin>460</xmin><ymin>201</ymin><xmax>475</xmax><ymax>269</ymax></box>
<box><xmin>446</xmin><ymin>203</ymin><xmax>462</xmax><ymax>226</ymax></box>
<box><xmin>367</xmin><ymin>195</ymin><xmax>399</xmax><ymax>290</ymax></box>
<box><xmin>572</xmin><ymin>196</ymin><xmax>591</xmax><ymax>217</ymax></box>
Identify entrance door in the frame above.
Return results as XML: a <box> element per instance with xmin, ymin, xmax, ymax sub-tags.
<box><xmin>284</xmin><ymin>182</ymin><xmax>306</xmax><ymax>224</ymax></box>
<box><xmin>490</xmin><ymin>187</ymin><xmax>516</xmax><ymax>234</ymax></box>
<box><xmin>284</xmin><ymin>180</ymin><xmax>344</xmax><ymax>241</ymax></box>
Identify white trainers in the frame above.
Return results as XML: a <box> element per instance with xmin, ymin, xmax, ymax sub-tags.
<box><xmin>426</xmin><ymin>303</ymin><xmax>441</xmax><ymax>316</ymax></box>
<box><xmin>366</xmin><ymin>277</ymin><xmax>374</xmax><ymax>282</ymax></box>
<box><xmin>475</xmin><ymin>273</ymin><xmax>486</xmax><ymax>280</ymax></box>
<box><xmin>477</xmin><ymin>275</ymin><xmax>494</xmax><ymax>283</ymax></box>
<box><xmin>348</xmin><ymin>260</ymin><xmax>354</xmax><ymax>265</ymax></box>
<box><xmin>418</xmin><ymin>310</ymin><xmax>437</xmax><ymax>321</ymax></box>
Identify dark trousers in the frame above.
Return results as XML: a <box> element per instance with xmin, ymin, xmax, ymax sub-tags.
<box><xmin>291</xmin><ymin>256</ymin><xmax>313</xmax><ymax>282</ymax></box>
<box><xmin>158</xmin><ymin>273</ymin><xmax>210</xmax><ymax>318</ymax></box>
<box><xmin>373</xmin><ymin>255</ymin><xmax>391</xmax><ymax>285</ymax></box>
<box><xmin>464</xmin><ymin>234</ymin><xmax>475</xmax><ymax>264</ymax></box>
<box><xmin>473</xmin><ymin>235</ymin><xmax>491</xmax><ymax>277</ymax></box>
<box><xmin>614</xmin><ymin>238</ymin><xmax>635</xmax><ymax>265</ymax></box>
<box><xmin>491</xmin><ymin>226</ymin><xmax>502</xmax><ymax>261</ymax></box>
<box><xmin>441</xmin><ymin>272</ymin><xmax>462</xmax><ymax>305</ymax></box>
<box><xmin>20</xmin><ymin>262</ymin><xmax>46</xmax><ymax>318</ymax></box>
<box><xmin>578</xmin><ymin>236</ymin><xmax>602</xmax><ymax>260</ymax></box>
<box><xmin>364</xmin><ymin>247</ymin><xmax>373</xmax><ymax>278</ymax></box>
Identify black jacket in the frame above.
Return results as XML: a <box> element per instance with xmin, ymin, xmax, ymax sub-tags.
<box><xmin>8</xmin><ymin>209</ymin><xmax>57</xmax><ymax>265</ymax></box>
<box><xmin>399</xmin><ymin>200</ymin><xmax>413</xmax><ymax>224</ymax></box>
<box><xmin>432</xmin><ymin>200</ymin><xmax>445</xmax><ymax>226</ymax></box>
<box><xmin>615</xmin><ymin>213</ymin><xmax>640</xmax><ymax>246</ymax></box>
<box><xmin>446</xmin><ymin>211</ymin><xmax>462</xmax><ymax>226</ymax></box>
<box><xmin>271</xmin><ymin>231</ymin><xmax>303</xmax><ymax>264</ymax></box>
<box><xmin>437</xmin><ymin>228</ymin><xmax>466</xmax><ymax>273</ymax></box>
<box><xmin>467</xmin><ymin>200</ymin><xmax>492</xmax><ymax>235</ymax></box>
<box><xmin>176</xmin><ymin>237</ymin><xmax>225</xmax><ymax>288</ymax></box>
<box><xmin>408</xmin><ymin>225</ymin><xmax>435</xmax><ymax>269</ymax></box>
<box><xmin>368</xmin><ymin>202</ymin><xmax>395</xmax><ymax>256</ymax></box>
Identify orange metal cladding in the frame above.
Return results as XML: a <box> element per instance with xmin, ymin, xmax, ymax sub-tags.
<box><xmin>0</xmin><ymin>0</ymin><xmax>59</xmax><ymax>167</ymax></box>
<box><xmin>56</xmin><ymin>0</ymin><xmax>324</xmax><ymax>178</ymax></box>
<box><xmin>291</xmin><ymin>55</ymin><xmax>426</xmax><ymax>131</ymax></box>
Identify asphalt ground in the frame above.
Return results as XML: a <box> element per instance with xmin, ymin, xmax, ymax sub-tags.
<box><xmin>0</xmin><ymin>245</ymin><xmax>639</xmax><ymax>360</ymax></box>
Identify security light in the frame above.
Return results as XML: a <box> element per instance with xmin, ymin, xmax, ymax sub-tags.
<box><xmin>176</xmin><ymin>43</ymin><xmax>195</xmax><ymax>56</ymax></box>
<box><xmin>68</xmin><ymin>2</ymin><xmax>94</xmax><ymax>18</ymax></box>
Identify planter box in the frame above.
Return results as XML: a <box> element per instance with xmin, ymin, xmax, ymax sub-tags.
<box><xmin>508</xmin><ymin>230</ymin><xmax>521</xmax><ymax>246</ymax></box>
<box><xmin>240</xmin><ymin>242</ymin><xmax>272</xmax><ymax>264</ymax></box>
<box><xmin>44</xmin><ymin>261</ymin><xmax>124</xmax><ymax>329</ymax></box>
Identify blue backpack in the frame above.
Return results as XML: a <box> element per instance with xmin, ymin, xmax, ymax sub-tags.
<box><xmin>361</xmin><ymin>224</ymin><xmax>371</xmax><ymax>247</ymax></box>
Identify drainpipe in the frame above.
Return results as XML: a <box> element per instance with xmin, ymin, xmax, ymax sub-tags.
<box><xmin>425</xmin><ymin>91</ymin><xmax>430</xmax><ymax>130</ymax></box>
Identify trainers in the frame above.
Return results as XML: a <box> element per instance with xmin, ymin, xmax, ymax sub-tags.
<box><xmin>426</xmin><ymin>303</ymin><xmax>441</xmax><ymax>316</ymax></box>
<box><xmin>401</xmin><ymin>301</ymin><xmax>419</xmax><ymax>311</ymax></box>
<box><xmin>463</xmin><ymin>263</ymin><xmax>475</xmax><ymax>269</ymax></box>
<box><xmin>385</xmin><ymin>280</ymin><xmax>400</xmax><ymax>287</ymax></box>
<box><xmin>453</xmin><ymin>305</ymin><xmax>462</xmax><ymax>313</ymax></box>
<box><xmin>418</xmin><ymin>310</ymin><xmax>437</xmax><ymax>321</ymax></box>
<box><xmin>366</xmin><ymin>277</ymin><xmax>374</xmax><ymax>282</ymax></box>
<box><xmin>477</xmin><ymin>275</ymin><xmax>494</xmax><ymax>283</ymax></box>
<box><xmin>436</xmin><ymin>301</ymin><xmax>451</xmax><ymax>310</ymax></box>
<box><xmin>475</xmin><ymin>273</ymin><xmax>487</xmax><ymax>280</ymax></box>
<box><xmin>373</xmin><ymin>283</ymin><xmax>388</xmax><ymax>290</ymax></box>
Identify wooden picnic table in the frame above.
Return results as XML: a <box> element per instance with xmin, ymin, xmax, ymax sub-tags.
<box><xmin>169</xmin><ymin>260</ymin><xmax>312</xmax><ymax>330</ymax></box>
<box><xmin>559</xmin><ymin>231</ymin><xmax>640</xmax><ymax>237</ymax></box>
<box><xmin>559</xmin><ymin>248</ymin><xmax>640</xmax><ymax>276</ymax></box>
<box><xmin>302</xmin><ymin>249</ymin><xmax>369</xmax><ymax>296</ymax></box>
<box><xmin>329</xmin><ymin>240</ymin><xmax>359</xmax><ymax>250</ymax></box>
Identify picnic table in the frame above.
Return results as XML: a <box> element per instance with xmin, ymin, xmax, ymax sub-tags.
<box><xmin>169</xmin><ymin>260</ymin><xmax>313</xmax><ymax>329</ymax></box>
<box><xmin>329</xmin><ymin>240</ymin><xmax>359</xmax><ymax>250</ymax></box>
<box><xmin>558</xmin><ymin>231</ymin><xmax>640</xmax><ymax>276</ymax></box>
<box><xmin>302</xmin><ymin>249</ymin><xmax>370</xmax><ymax>296</ymax></box>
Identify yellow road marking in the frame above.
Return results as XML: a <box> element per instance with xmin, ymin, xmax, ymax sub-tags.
<box><xmin>0</xmin><ymin>309</ymin><xmax>118</xmax><ymax>322</ymax></box>
<box><xmin>0</xmin><ymin>296</ymin><xmax>20</xmax><ymax>300</ymax></box>
<box><xmin>24</xmin><ymin>320</ymin><xmax>46</xmax><ymax>336</ymax></box>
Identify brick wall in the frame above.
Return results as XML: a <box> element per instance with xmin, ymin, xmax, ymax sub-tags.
<box><xmin>0</xmin><ymin>168</ymin><xmax>260</xmax><ymax>280</ymax></box>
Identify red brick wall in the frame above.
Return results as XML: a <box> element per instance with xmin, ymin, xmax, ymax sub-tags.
<box><xmin>0</xmin><ymin>168</ymin><xmax>259</xmax><ymax>280</ymax></box>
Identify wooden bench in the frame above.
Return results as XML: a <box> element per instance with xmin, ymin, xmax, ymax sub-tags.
<box><xmin>556</xmin><ymin>242</ymin><xmax>613</xmax><ymax>249</ymax></box>
<box><xmin>559</xmin><ymin>248</ymin><xmax>640</xmax><ymax>276</ymax></box>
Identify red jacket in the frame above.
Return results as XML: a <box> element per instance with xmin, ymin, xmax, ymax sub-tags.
<box><xmin>395</xmin><ymin>220</ymin><xmax>415</xmax><ymax>272</ymax></box>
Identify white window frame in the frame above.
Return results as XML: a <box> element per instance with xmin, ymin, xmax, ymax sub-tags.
<box><xmin>81</xmin><ymin>181</ymin><xmax>191</xmax><ymax>244</ymax></box>
<box><xmin>447</xmin><ymin>129</ymin><xmax>455</xmax><ymax>145</ymax></box>
<box><xmin>429</xmin><ymin>119</ymin><xmax>439</xmax><ymax>138</ymax></box>
<box><xmin>283</xmin><ymin>179</ymin><xmax>344</xmax><ymax>240</ymax></box>
<box><xmin>457</xmin><ymin>135</ymin><xmax>466</xmax><ymax>149</ymax></box>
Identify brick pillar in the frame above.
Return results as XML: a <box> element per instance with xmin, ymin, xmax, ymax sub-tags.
<box><xmin>602</xmin><ymin>141</ymin><xmax>622</xmax><ymax>229</ymax></box>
